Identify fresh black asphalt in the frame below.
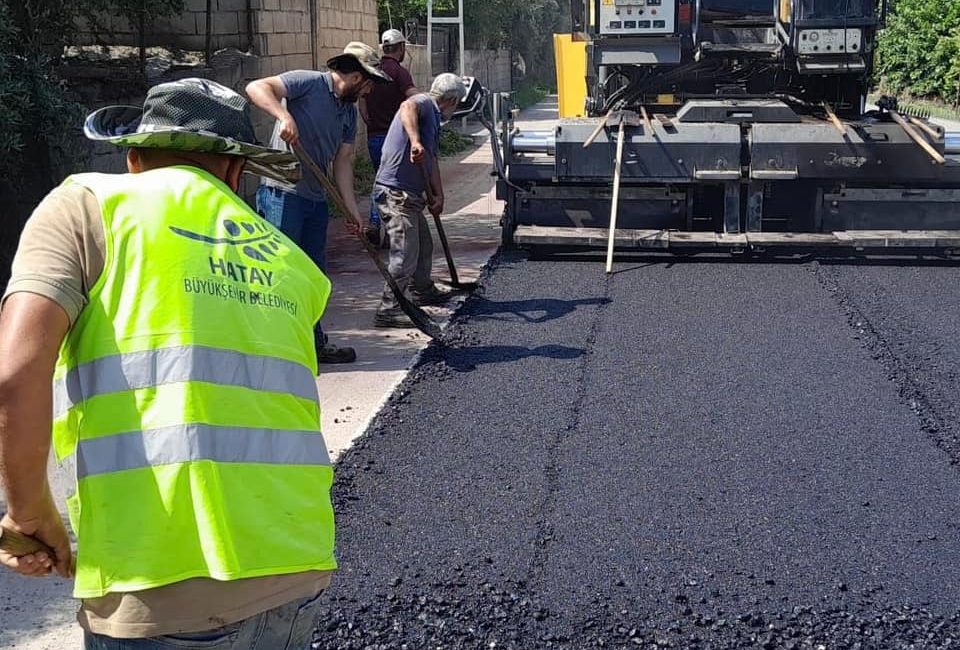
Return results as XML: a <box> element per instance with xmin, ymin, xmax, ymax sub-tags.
<box><xmin>314</xmin><ymin>253</ymin><xmax>960</xmax><ymax>649</ymax></box>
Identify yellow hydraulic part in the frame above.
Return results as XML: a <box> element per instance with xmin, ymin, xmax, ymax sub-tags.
<box><xmin>554</xmin><ymin>34</ymin><xmax>588</xmax><ymax>118</ymax></box>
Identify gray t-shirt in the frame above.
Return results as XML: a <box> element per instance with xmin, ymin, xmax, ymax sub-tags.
<box><xmin>264</xmin><ymin>70</ymin><xmax>357</xmax><ymax>201</ymax></box>
<box><xmin>374</xmin><ymin>94</ymin><xmax>441</xmax><ymax>195</ymax></box>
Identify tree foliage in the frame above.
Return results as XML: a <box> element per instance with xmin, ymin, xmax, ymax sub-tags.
<box><xmin>377</xmin><ymin>0</ymin><xmax>568</xmax><ymax>82</ymax></box>
<box><xmin>875</xmin><ymin>0</ymin><xmax>960</xmax><ymax>105</ymax></box>
<box><xmin>0</xmin><ymin>0</ymin><xmax>182</xmax><ymax>286</ymax></box>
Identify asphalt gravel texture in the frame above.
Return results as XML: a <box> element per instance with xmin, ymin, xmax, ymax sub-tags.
<box><xmin>315</xmin><ymin>252</ymin><xmax>960</xmax><ymax>649</ymax></box>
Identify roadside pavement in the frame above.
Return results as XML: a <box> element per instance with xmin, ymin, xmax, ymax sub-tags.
<box><xmin>0</xmin><ymin>98</ymin><xmax>559</xmax><ymax>650</ymax></box>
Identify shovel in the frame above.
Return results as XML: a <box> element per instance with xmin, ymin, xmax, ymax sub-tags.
<box><xmin>292</xmin><ymin>143</ymin><xmax>441</xmax><ymax>340</ymax></box>
<box><xmin>419</xmin><ymin>156</ymin><xmax>480</xmax><ymax>292</ymax></box>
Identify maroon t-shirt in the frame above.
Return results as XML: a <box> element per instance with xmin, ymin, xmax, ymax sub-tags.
<box><xmin>365</xmin><ymin>56</ymin><xmax>416</xmax><ymax>136</ymax></box>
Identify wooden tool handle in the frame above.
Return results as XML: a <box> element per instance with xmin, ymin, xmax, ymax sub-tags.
<box><xmin>583</xmin><ymin>109</ymin><xmax>613</xmax><ymax>148</ymax></box>
<box><xmin>822</xmin><ymin>102</ymin><xmax>849</xmax><ymax>136</ymax></box>
<box><xmin>292</xmin><ymin>142</ymin><xmax>441</xmax><ymax>339</ymax></box>
<box><xmin>890</xmin><ymin>110</ymin><xmax>946</xmax><ymax>165</ymax></box>
<box><xmin>908</xmin><ymin>115</ymin><xmax>940</xmax><ymax>139</ymax></box>
<box><xmin>640</xmin><ymin>106</ymin><xmax>653</xmax><ymax>135</ymax></box>
<box><xmin>293</xmin><ymin>144</ymin><xmax>398</xmax><ymax>289</ymax></box>
<box><xmin>0</xmin><ymin>525</ymin><xmax>56</xmax><ymax>559</ymax></box>
<box><xmin>605</xmin><ymin>120</ymin><xmax>627</xmax><ymax>274</ymax></box>
<box><xmin>418</xmin><ymin>161</ymin><xmax>460</xmax><ymax>286</ymax></box>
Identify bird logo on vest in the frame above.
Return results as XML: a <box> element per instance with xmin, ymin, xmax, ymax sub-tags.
<box><xmin>169</xmin><ymin>218</ymin><xmax>286</xmax><ymax>263</ymax></box>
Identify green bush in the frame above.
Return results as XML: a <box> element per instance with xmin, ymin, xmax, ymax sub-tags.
<box><xmin>512</xmin><ymin>81</ymin><xmax>551</xmax><ymax>110</ymax></box>
<box><xmin>0</xmin><ymin>0</ymin><xmax>183</xmax><ymax>290</ymax></box>
<box><xmin>438</xmin><ymin>127</ymin><xmax>473</xmax><ymax>156</ymax></box>
<box><xmin>876</xmin><ymin>0</ymin><xmax>960</xmax><ymax>106</ymax></box>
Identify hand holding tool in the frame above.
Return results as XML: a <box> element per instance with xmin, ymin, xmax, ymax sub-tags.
<box><xmin>0</xmin><ymin>524</ymin><xmax>56</xmax><ymax>560</ymax></box>
<box><xmin>292</xmin><ymin>143</ymin><xmax>441</xmax><ymax>339</ymax></box>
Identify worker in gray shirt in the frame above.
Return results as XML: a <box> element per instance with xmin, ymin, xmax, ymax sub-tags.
<box><xmin>246</xmin><ymin>42</ymin><xmax>391</xmax><ymax>363</ymax></box>
<box><xmin>372</xmin><ymin>73</ymin><xmax>467</xmax><ymax>329</ymax></box>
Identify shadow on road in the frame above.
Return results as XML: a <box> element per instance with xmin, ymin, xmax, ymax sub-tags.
<box><xmin>465</xmin><ymin>296</ymin><xmax>611</xmax><ymax>323</ymax></box>
<box><xmin>440</xmin><ymin>343</ymin><xmax>586</xmax><ymax>372</ymax></box>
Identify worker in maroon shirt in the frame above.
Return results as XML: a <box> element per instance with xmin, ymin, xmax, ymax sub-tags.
<box><xmin>360</xmin><ymin>28</ymin><xmax>419</xmax><ymax>247</ymax></box>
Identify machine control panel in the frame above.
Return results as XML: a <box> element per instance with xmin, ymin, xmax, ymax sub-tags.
<box><xmin>797</xmin><ymin>29</ymin><xmax>862</xmax><ymax>55</ymax></box>
<box><xmin>599</xmin><ymin>0</ymin><xmax>676</xmax><ymax>36</ymax></box>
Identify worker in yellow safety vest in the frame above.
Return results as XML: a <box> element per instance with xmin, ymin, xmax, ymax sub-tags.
<box><xmin>0</xmin><ymin>78</ymin><xmax>337</xmax><ymax>649</ymax></box>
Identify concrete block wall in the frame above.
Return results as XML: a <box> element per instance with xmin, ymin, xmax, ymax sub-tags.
<box><xmin>76</xmin><ymin>0</ymin><xmax>376</xmax><ymax>75</ymax></box>
<box><xmin>72</xmin><ymin>0</ymin><xmax>379</xmax><ymax>191</ymax></box>
<box><xmin>315</xmin><ymin>0</ymin><xmax>379</xmax><ymax>64</ymax></box>
<box><xmin>404</xmin><ymin>44</ymin><xmax>430</xmax><ymax>89</ymax></box>
<box><xmin>464</xmin><ymin>49</ymin><xmax>511</xmax><ymax>94</ymax></box>
<box><xmin>404</xmin><ymin>45</ymin><xmax>511</xmax><ymax>94</ymax></box>
<box><xmin>77</xmin><ymin>0</ymin><xmax>253</xmax><ymax>52</ymax></box>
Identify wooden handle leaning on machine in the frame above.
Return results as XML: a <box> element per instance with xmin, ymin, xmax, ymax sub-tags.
<box><xmin>822</xmin><ymin>102</ymin><xmax>849</xmax><ymax>137</ymax></box>
<box><xmin>0</xmin><ymin>525</ymin><xmax>56</xmax><ymax>559</ymax></box>
<box><xmin>889</xmin><ymin>110</ymin><xmax>946</xmax><ymax>165</ymax></box>
<box><xmin>583</xmin><ymin>109</ymin><xmax>613</xmax><ymax>149</ymax></box>
<box><xmin>605</xmin><ymin>118</ymin><xmax>627</xmax><ymax>274</ymax></box>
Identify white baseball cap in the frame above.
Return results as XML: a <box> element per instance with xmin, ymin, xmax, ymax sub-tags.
<box><xmin>381</xmin><ymin>29</ymin><xmax>406</xmax><ymax>46</ymax></box>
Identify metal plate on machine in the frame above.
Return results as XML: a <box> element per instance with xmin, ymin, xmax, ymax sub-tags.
<box><xmin>596</xmin><ymin>37</ymin><xmax>682</xmax><ymax>65</ymax></box>
<box><xmin>750</xmin><ymin>123</ymin><xmax>960</xmax><ymax>183</ymax></box>
<box><xmin>555</xmin><ymin>120</ymin><xmax>741</xmax><ymax>181</ymax></box>
<box><xmin>599</xmin><ymin>0</ymin><xmax>676</xmax><ymax>36</ymax></box>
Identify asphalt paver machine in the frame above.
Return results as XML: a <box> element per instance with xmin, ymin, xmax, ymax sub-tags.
<box><xmin>494</xmin><ymin>0</ymin><xmax>960</xmax><ymax>255</ymax></box>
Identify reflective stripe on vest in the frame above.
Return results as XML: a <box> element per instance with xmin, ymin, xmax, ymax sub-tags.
<box><xmin>54</xmin><ymin>168</ymin><xmax>336</xmax><ymax>599</ymax></box>
<box><xmin>77</xmin><ymin>424</ymin><xmax>331</xmax><ymax>478</ymax></box>
<box><xmin>54</xmin><ymin>345</ymin><xmax>319</xmax><ymax>418</ymax></box>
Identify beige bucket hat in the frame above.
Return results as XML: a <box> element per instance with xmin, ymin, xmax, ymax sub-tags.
<box><xmin>326</xmin><ymin>42</ymin><xmax>392</xmax><ymax>83</ymax></box>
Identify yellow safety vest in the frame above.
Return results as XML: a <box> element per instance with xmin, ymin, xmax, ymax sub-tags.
<box><xmin>51</xmin><ymin>166</ymin><xmax>336</xmax><ymax>599</ymax></box>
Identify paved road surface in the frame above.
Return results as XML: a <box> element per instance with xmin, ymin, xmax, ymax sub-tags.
<box><xmin>317</xmin><ymin>253</ymin><xmax>960</xmax><ymax>648</ymax></box>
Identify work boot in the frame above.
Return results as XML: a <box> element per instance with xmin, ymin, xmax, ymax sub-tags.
<box><xmin>374</xmin><ymin>307</ymin><xmax>415</xmax><ymax>329</ymax></box>
<box><xmin>316</xmin><ymin>342</ymin><xmax>357</xmax><ymax>364</ymax></box>
<box><xmin>411</xmin><ymin>284</ymin><xmax>455</xmax><ymax>307</ymax></box>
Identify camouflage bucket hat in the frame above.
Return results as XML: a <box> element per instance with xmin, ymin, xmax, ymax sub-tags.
<box><xmin>83</xmin><ymin>78</ymin><xmax>300</xmax><ymax>184</ymax></box>
<box><xmin>326</xmin><ymin>41</ymin><xmax>392</xmax><ymax>83</ymax></box>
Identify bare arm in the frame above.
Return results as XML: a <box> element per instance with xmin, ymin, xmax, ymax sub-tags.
<box><xmin>245</xmin><ymin>76</ymin><xmax>299</xmax><ymax>145</ymax></box>
<box><xmin>427</xmin><ymin>154</ymin><xmax>445</xmax><ymax>218</ymax></box>
<box><xmin>332</xmin><ymin>142</ymin><xmax>363</xmax><ymax>225</ymax></box>
<box><xmin>400</xmin><ymin>99</ymin><xmax>424</xmax><ymax>163</ymax></box>
<box><xmin>0</xmin><ymin>293</ymin><xmax>73</xmax><ymax>578</ymax></box>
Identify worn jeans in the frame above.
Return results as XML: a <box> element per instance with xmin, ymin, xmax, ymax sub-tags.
<box><xmin>375</xmin><ymin>185</ymin><xmax>435</xmax><ymax>311</ymax></box>
<box><xmin>256</xmin><ymin>184</ymin><xmax>328</xmax><ymax>344</ymax></box>
<box><xmin>366</xmin><ymin>134</ymin><xmax>386</xmax><ymax>227</ymax></box>
<box><xmin>82</xmin><ymin>592</ymin><xmax>324</xmax><ymax>649</ymax></box>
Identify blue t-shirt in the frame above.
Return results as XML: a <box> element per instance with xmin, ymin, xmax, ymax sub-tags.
<box><xmin>265</xmin><ymin>70</ymin><xmax>357</xmax><ymax>201</ymax></box>
<box><xmin>374</xmin><ymin>94</ymin><xmax>441</xmax><ymax>195</ymax></box>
